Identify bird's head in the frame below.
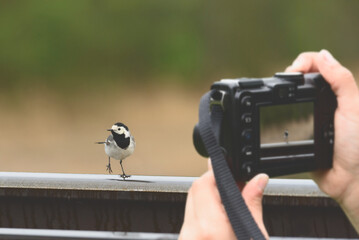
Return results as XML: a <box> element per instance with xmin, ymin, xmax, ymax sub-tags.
<box><xmin>107</xmin><ymin>122</ymin><xmax>130</xmax><ymax>138</ymax></box>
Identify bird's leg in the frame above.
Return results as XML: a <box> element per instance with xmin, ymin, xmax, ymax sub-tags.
<box><xmin>284</xmin><ymin>130</ymin><xmax>289</xmax><ymax>144</ymax></box>
<box><xmin>120</xmin><ymin>160</ymin><xmax>131</xmax><ymax>180</ymax></box>
<box><xmin>106</xmin><ymin>157</ymin><xmax>113</xmax><ymax>174</ymax></box>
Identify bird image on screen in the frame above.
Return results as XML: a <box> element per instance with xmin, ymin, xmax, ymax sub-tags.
<box><xmin>260</xmin><ymin>102</ymin><xmax>313</xmax><ymax>149</ymax></box>
<box><xmin>284</xmin><ymin>129</ymin><xmax>289</xmax><ymax>144</ymax></box>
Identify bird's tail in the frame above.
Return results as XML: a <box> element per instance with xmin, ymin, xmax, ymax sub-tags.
<box><xmin>95</xmin><ymin>142</ymin><xmax>106</xmax><ymax>144</ymax></box>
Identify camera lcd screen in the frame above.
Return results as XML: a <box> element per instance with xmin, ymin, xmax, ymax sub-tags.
<box><xmin>260</xmin><ymin>102</ymin><xmax>314</xmax><ymax>157</ymax></box>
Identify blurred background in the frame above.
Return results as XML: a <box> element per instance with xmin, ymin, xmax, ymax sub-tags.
<box><xmin>0</xmin><ymin>0</ymin><xmax>359</xmax><ymax>177</ymax></box>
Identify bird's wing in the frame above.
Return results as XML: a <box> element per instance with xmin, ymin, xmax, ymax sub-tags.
<box><xmin>131</xmin><ymin>135</ymin><xmax>136</xmax><ymax>147</ymax></box>
<box><xmin>106</xmin><ymin>135</ymin><xmax>114</xmax><ymax>145</ymax></box>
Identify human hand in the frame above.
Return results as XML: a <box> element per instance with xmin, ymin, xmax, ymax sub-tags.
<box><xmin>179</xmin><ymin>160</ymin><xmax>269</xmax><ymax>240</ymax></box>
<box><xmin>286</xmin><ymin>50</ymin><xmax>359</xmax><ymax>231</ymax></box>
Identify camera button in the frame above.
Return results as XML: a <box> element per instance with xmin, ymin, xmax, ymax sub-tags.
<box><xmin>275</xmin><ymin>72</ymin><xmax>304</xmax><ymax>85</ymax></box>
<box><xmin>242</xmin><ymin>113</ymin><xmax>253</xmax><ymax>125</ymax></box>
<box><xmin>242</xmin><ymin>146</ymin><xmax>253</xmax><ymax>156</ymax></box>
<box><xmin>241</xmin><ymin>96</ymin><xmax>252</xmax><ymax>108</ymax></box>
<box><xmin>242</xmin><ymin>129</ymin><xmax>253</xmax><ymax>143</ymax></box>
<box><xmin>323</xmin><ymin>123</ymin><xmax>334</xmax><ymax>144</ymax></box>
<box><xmin>242</xmin><ymin>163</ymin><xmax>253</xmax><ymax>175</ymax></box>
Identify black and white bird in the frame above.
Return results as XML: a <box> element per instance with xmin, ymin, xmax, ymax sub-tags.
<box><xmin>96</xmin><ymin>122</ymin><xmax>135</xmax><ymax>179</ymax></box>
<box><xmin>284</xmin><ymin>129</ymin><xmax>289</xmax><ymax>144</ymax></box>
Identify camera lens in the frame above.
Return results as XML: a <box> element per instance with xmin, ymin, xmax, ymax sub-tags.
<box><xmin>193</xmin><ymin>124</ymin><xmax>209</xmax><ymax>157</ymax></box>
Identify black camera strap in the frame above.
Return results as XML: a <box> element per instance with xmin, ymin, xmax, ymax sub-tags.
<box><xmin>198</xmin><ymin>90</ymin><xmax>266</xmax><ymax>240</ymax></box>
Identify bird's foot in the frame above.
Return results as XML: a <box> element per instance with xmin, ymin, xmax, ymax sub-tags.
<box><xmin>120</xmin><ymin>174</ymin><xmax>131</xmax><ymax>180</ymax></box>
<box><xmin>106</xmin><ymin>164</ymin><xmax>113</xmax><ymax>174</ymax></box>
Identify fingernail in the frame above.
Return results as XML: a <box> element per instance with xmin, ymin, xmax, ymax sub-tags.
<box><xmin>255</xmin><ymin>174</ymin><xmax>269</xmax><ymax>192</ymax></box>
<box><xmin>320</xmin><ymin>49</ymin><xmax>338</xmax><ymax>65</ymax></box>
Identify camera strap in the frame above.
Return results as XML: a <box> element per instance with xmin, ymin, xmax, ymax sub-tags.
<box><xmin>197</xmin><ymin>90</ymin><xmax>266</xmax><ymax>240</ymax></box>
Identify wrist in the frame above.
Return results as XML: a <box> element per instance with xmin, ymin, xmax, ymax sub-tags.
<box><xmin>337</xmin><ymin>178</ymin><xmax>359</xmax><ymax>232</ymax></box>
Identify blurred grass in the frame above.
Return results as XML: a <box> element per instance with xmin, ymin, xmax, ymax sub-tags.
<box><xmin>1</xmin><ymin>0</ymin><xmax>359</xmax><ymax>93</ymax></box>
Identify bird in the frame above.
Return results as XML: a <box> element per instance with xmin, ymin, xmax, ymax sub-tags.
<box><xmin>96</xmin><ymin>122</ymin><xmax>135</xmax><ymax>179</ymax></box>
<box><xmin>284</xmin><ymin>129</ymin><xmax>289</xmax><ymax>144</ymax></box>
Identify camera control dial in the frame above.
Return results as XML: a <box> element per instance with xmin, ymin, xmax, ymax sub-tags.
<box><xmin>275</xmin><ymin>72</ymin><xmax>304</xmax><ymax>85</ymax></box>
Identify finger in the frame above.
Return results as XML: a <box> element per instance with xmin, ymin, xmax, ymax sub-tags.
<box><xmin>242</xmin><ymin>174</ymin><xmax>269</xmax><ymax>238</ymax></box>
<box><xmin>180</xmin><ymin>171</ymin><xmax>218</xmax><ymax>239</ymax></box>
<box><xmin>315</xmin><ymin>50</ymin><xmax>359</xmax><ymax>103</ymax></box>
<box><xmin>179</xmin><ymin>185</ymin><xmax>199</xmax><ymax>239</ymax></box>
<box><xmin>285</xmin><ymin>52</ymin><xmax>320</xmax><ymax>73</ymax></box>
<box><xmin>191</xmin><ymin>170</ymin><xmax>224</xmax><ymax>218</ymax></box>
<box><xmin>286</xmin><ymin>50</ymin><xmax>359</xmax><ymax>113</ymax></box>
<box><xmin>181</xmin><ymin>171</ymin><xmax>218</xmax><ymax>231</ymax></box>
<box><xmin>242</xmin><ymin>174</ymin><xmax>269</xmax><ymax>206</ymax></box>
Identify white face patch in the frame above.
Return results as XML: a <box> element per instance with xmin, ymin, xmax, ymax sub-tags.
<box><xmin>112</xmin><ymin>125</ymin><xmax>130</xmax><ymax>138</ymax></box>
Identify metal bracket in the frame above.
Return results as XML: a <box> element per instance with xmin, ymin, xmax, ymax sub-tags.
<box><xmin>210</xmin><ymin>90</ymin><xmax>226</xmax><ymax>111</ymax></box>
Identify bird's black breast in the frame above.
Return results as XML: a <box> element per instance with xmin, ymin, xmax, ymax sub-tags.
<box><xmin>112</xmin><ymin>131</ymin><xmax>130</xmax><ymax>149</ymax></box>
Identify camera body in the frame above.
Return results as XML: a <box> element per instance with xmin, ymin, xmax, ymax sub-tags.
<box><xmin>193</xmin><ymin>72</ymin><xmax>337</xmax><ymax>181</ymax></box>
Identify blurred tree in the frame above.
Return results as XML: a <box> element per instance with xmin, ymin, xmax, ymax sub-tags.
<box><xmin>0</xmin><ymin>0</ymin><xmax>358</xmax><ymax>91</ymax></box>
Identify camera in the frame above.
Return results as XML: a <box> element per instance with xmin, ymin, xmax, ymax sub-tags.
<box><xmin>193</xmin><ymin>72</ymin><xmax>337</xmax><ymax>181</ymax></box>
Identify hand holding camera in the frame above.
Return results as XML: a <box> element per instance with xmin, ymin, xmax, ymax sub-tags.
<box><xmin>180</xmin><ymin>50</ymin><xmax>359</xmax><ymax>238</ymax></box>
<box><xmin>286</xmin><ymin>50</ymin><xmax>359</xmax><ymax>232</ymax></box>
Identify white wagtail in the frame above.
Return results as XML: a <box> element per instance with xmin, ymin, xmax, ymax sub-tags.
<box><xmin>284</xmin><ymin>129</ymin><xmax>289</xmax><ymax>144</ymax></box>
<box><xmin>96</xmin><ymin>122</ymin><xmax>135</xmax><ymax>179</ymax></box>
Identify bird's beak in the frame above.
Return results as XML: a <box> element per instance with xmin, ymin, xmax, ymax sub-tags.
<box><xmin>107</xmin><ymin>129</ymin><xmax>112</xmax><ymax>131</ymax></box>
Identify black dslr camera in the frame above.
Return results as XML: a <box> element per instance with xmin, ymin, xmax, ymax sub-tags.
<box><xmin>193</xmin><ymin>72</ymin><xmax>337</xmax><ymax>181</ymax></box>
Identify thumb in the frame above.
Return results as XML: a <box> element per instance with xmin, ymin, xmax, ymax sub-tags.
<box><xmin>242</xmin><ymin>174</ymin><xmax>269</xmax><ymax>238</ymax></box>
